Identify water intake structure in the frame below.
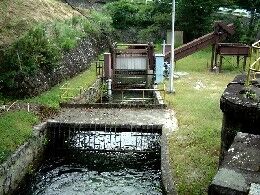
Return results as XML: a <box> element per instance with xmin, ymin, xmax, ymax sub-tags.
<box><xmin>11</xmin><ymin>43</ymin><xmax>176</xmax><ymax>195</ymax></box>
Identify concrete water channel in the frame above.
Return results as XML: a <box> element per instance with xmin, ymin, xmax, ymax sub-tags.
<box><xmin>4</xmin><ymin>44</ymin><xmax>178</xmax><ymax>195</ymax></box>
<box><xmin>15</xmin><ymin>108</ymin><xmax>177</xmax><ymax>194</ymax></box>
<box><xmin>11</xmin><ymin>106</ymin><xmax>177</xmax><ymax>194</ymax></box>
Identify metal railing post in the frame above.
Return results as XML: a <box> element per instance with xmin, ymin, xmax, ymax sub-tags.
<box><xmin>163</xmin><ymin>84</ymin><xmax>166</xmax><ymax>100</ymax></box>
<box><xmin>246</xmin><ymin>40</ymin><xmax>260</xmax><ymax>86</ymax></box>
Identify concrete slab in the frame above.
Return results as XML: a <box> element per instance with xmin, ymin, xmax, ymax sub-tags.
<box><xmin>249</xmin><ymin>183</ymin><xmax>260</xmax><ymax>195</ymax></box>
<box><xmin>209</xmin><ymin>132</ymin><xmax>260</xmax><ymax>195</ymax></box>
<box><xmin>50</xmin><ymin>108</ymin><xmax>178</xmax><ymax>135</ymax></box>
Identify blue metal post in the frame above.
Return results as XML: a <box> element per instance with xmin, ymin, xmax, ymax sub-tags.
<box><xmin>155</xmin><ymin>54</ymin><xmax>164</xmax><ymax>84</ymax></box>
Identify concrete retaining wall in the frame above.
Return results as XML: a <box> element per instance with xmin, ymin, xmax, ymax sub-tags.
<box><xmin>46</xmin><ymin>120</ymin><xmax>177</xmax><ymax>195</ymax></box>
<box><xmin>161</xmin><ymin>126</ymin><xmax>177</xmax><ymax>195</ymax></box>
<box><xmin>0</xmin><ymin>123</ymin><xmax>47</xmax><ymax>195</ymax></box>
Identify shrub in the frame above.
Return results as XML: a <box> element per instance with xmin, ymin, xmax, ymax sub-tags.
<box><xmin>137</xmin><ymin>26</ymin><xmax>161</xmax><ymax>42</ymax></box>
<box><xmin>0</xmin><ymin>11</ymin><xmax>113</xmax><ymax>95</ymax></box>
<box><xmin>0</xmin><ymin>25</ymin><xmax>60</xmax><ymax>89</ymax></box>
<box><xmin>106</xmin><ymin>0</ymin><xmax>139</xmax><ymax>29</ymax></box>
<box><xmin>105</xmin><ymin>0</ymin><xmax>171</xmax><ymax>42</ymax></box>
<box><xmin>51</xmin><ymin>21</ymin><xmax>83</xmax><ymax>51</ymax></box>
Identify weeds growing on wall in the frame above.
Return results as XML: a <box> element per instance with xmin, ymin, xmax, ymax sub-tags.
<box><xmin>0</xmin><ymin>10</ymin><xmax>112</xmax><ymax>95</ymax></box>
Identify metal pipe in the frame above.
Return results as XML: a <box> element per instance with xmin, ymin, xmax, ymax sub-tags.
<box><xmin>169</xmin><ymin>0</ymin><xmax>175</xmax><ymax>93</ymax></box>
<box><xmin>163</xmin><ymin>40</ymin><xmax>166</xmax><ymax>55</ymax></box>
<box><xmin>113</xmin><ymin>88</ymin><xmax>165</xmax><ymax>91</ymax></box>
<box><xmin>107</xmin><ymin>79</ymin><xmax>112</xmax><ymax>97</ymax></box>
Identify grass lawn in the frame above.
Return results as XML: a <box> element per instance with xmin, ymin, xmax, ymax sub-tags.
<box><xmin>0</xmin><ymin>63</ymin><xmax>98</xmax><ymax>163</ymax></box>
<box><xmin>164</xmin><ymin>48</ymin><xmax>241</xmax><ymax>194</ymax></box>
<box><xmin>0</xmin><ymin>111</ymin><xmax>39</xmax><ymax>163</ymax></box>
<box><xmin>0</xmin><ymin>0</ymin><xmax>80</xmax><ymax>45</ymax></box>
<box><xmin>27</xmin><ymin>64</ymin><xmax>97</xmax><ymax>108</ymax></box>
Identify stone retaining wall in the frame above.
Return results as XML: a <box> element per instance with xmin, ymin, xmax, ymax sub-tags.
<box><xmin>2</xmin><ymin>34</ymin><xmax>109</xmax><ymax>97</ymax></box>
<box><xmin>78</xmin><ymin>78</ymin><xmax>102</xmax><ymax>104</ymax></box>
<box><xmin>0</xmin><ymin>123</ymin><xmax>47</xmax><ymax>195</ymax></box>
<box><xmin>82</xmin><ymin>78</ymin><xmax>102</xmax><ymax>103</ymax></box>
<box><xmin>59</xmin><ymin>78</ymin><xmax>102</xmax><ymax>106</ymax></box>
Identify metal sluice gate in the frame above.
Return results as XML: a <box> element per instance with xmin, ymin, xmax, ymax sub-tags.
<box><xmin>47</xmin><ymin>123</ymin><xmax>162</xmax><ymax>153</ymax></box>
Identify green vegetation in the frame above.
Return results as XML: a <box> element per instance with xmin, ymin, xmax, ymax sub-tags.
<box><xmin>0</xmin><ymin>62</ymin><xmax>97</xmax><ymax>163</ymax></box>
<box><xmin>106</xmin><ymin>0</ymin><xmax>259</xmax><ymax>43</ymax></box>
<box><xmin>164</xmin><ymin>49</ymin><xmax>239</xmax><ymax>194</ymax></box>
<box><xmin>106</xmin><ymin>0</ymin><xmax>171</xmax><ymax>42</ymax></box>
<box><xmin>233</xmin><ymin>0</ymin><xmax>260</xmax><ymax>43</ymax></box>
<box><xmin>0</xmin><ymin>0</ymin><xmax>80</xmax><ymax>45</ymax></box>
<box><xmin>1</xmin><ymin>25</ymin><xmax>61</xmax><ymax>89</ymax></box>
<box><xmin>0</xmin><ymin>0</ymin><xmax>259</xmax><ymax>193</ymax></box>
<box><xmin>0</xmin><ymin>1</ymin><xmax>109</xmax><ymax>163</ymax></box>
<box><xmin>176</xmin><ymin>0</ymin><xmax>215</xmax><ymax>41</ymax></box>
<box><xmin>0</xmin><ymin>111</ymin><xmax>39</xmax><ymax>163</ymax></box>
<box><xmin>27</xmin><ymin>64</ymin><xmax>97</xmax><ymax>108</ymax></box>
<box><xmin>0</xmin><ymin>11</ymin><xmax>112</xmax><ymax>94</ymax></box>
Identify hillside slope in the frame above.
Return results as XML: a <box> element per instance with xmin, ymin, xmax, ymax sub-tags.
<box><xmin>0</xmin><ymin>0</ymin><xmax>81</xmax><ymax>45</ymax></box>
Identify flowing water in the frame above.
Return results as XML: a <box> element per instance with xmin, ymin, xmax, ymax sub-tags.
<box><xmin>17</xmin><ymin>130</ymin><xmax>163</xmax><ymax>195</ymax></box>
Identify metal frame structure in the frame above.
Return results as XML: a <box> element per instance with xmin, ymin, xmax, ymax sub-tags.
<box><xmin>48</xmin><ymin>123</ymin><xmax>162</xmax><ymax>153</ymax></box>
<box><xmin>216</xmin><ymin>43</ymin><xmax>250</xmax><ymax>72</ymax></box>
<box><xmin>164</xmin><ymin>21</ymin><xmax>235</xmax><ymax>70</ymax></box>
<box><xmin>102</xmin><ymin>43</ymin><xmax>161</xmax><ymax>103</ymax></box>
<box><xmin>246</xmin><ymin>40</ymin><xmax>260</xmax><ymax>86</ymax></box>
<box><xmin>110</xmin><ymin>43</ymin><xmax>155</xmax><ymax>90</ymax></box>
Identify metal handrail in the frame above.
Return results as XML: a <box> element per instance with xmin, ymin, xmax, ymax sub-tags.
<box><xmin>59</xmin><ymin>61</ymin><xmax>101</xmax><ymax>101</ymax></box>
<box><xmin>246</xmin><ymin>40</ymin><xmax>260</xmax><ymax>86</ymax></box>
<box><xmin>59</xmin><ymin>82</ymin><xmax>84</xmax><ymax>100</ymax></box>
<box><xmin>252</xmin><ymin>40</ymin><xmax>260</xmax><ymax>49</ymax></box>
<box><xmin>114</xmin><ymin>84</ymin><xmax>166</xmax><ymax>101</ymax></box>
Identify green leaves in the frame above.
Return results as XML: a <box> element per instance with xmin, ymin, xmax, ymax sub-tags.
<box><xmin>105</xmin><ymin>0</ymin><xmax>171</xmax><ymax>42</ymax></box>
<box><xmin>0</xmin><ymin>12</ymin><xmax>112</xmax><ymax>94</ymax></box>
<box><xmin>176</xmin><ymin>0</ymin><xmax>215</xmax><ymax>41</ymax></box>
<box><xmin>0</xmin><ymin>25</ymin><xmax>60</xmax><ymax>90</ymax></box>
<box><xmin>106</xmin><ymin>0</ymin><xmax>139</xmax><ymax>29</ymax></box>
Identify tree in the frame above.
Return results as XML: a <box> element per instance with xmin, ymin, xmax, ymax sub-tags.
<box><xmin>235</xmin><ymin>0</ymin><xmax>260</xmax><ymax>43</ymax></box>
<box><xmin>106</xmin><ymin>0</ymin><xmax>139</xmax><ymax>29</ymax></box>
<box><xmin>175</xmin><ymin>0</ymin><xmax>216</xmax><ymax>42</ymax></box>
<box><xmin>106</xmin><ymin>0</ymin><xmax>172</xmax><ymax>42</ymax></box>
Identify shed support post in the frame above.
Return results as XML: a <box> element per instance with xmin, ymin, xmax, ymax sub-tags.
<box><xmin>211</xmin><ymin>44</ymin><xmax>216</xmax><ymax>71</ymax></box>
<box><xmin>237</xmin><ymin>56</ymin><xmax>240</xmax><ymax>67</ymax></box>
<box><xmin>219</xmin><ymin>55</ymin><xmax>223</xmax><ymax>73</ymax></box>
<box><xmin>104</xmin><ymin>53</ymin><xmax>112</xmax><ymax>79</ymax></box>
<box><xmin>243</xmin><ymin>57</ymin><xmax>247</xmax><ymax>72</ymax></box>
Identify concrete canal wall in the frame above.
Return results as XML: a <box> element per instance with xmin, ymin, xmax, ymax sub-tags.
<box><xmin>0</xmin><ymin>123</ymin><xmax>47</xmax><ymax>195</ymax></box>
